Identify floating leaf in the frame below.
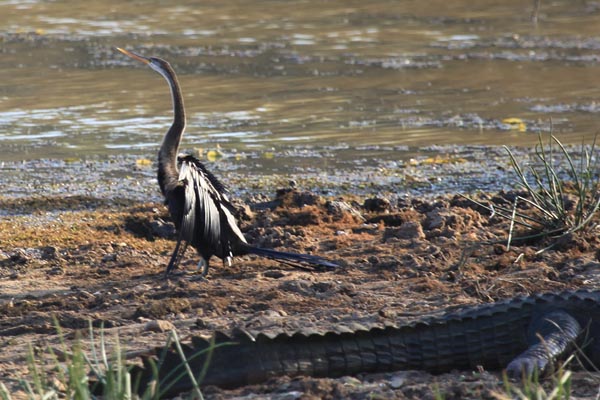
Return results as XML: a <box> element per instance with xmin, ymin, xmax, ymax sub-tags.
<box><xmin>502</xmin><ymin>117</ymin><xmax>527</xmax><ymax>132</ymax></box>
<box><xmin>206</xmin><ymin>150</ymin><xmax>222</xmax><ymax>162</ymax></box>
<box><xmin>262</xmin><ymin>151</ymin><xmax>275</xmax><ymax>159</ymax></box>
<box><xmin>135</xmin><ymin>158</ymin><xmax>152</xmax><ymax>167</ymax></box>
<box><xmin>412</xmin><ymin>156</ymin><xmax>467</xmax><ymax>166</ymax></box>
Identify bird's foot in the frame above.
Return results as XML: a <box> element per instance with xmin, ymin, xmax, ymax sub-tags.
<box><xmin>196</xmin><ymin>258</ymin><xmax>210</xmax><ymax>277</ymax></box>
<box><xmin>189</xmin><ymin>274</ymin><xmax>208</xmax><ymax>282</ymax></box>
<box><xmin>165</xmin><ymin>269</ymin><xmax>187</xmax><ymax>277</ymax></box>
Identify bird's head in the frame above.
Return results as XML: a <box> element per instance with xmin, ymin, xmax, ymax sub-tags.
<box><xmin>116</xmin><ymin>47</ymin><xmax>174</xmax><ymax>80</ymax></box>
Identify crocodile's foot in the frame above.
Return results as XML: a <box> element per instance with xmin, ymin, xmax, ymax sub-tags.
<box><xmin>505</xmin><ymin>310</ymin><xmax>581</xmax><ymax>379</ymax></box>
<box><xmin>506</xmin><ymin>356</ymin><xmax>547</xmax><ymax>379</ymax></box>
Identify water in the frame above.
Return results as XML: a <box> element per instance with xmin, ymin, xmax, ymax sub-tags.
<box><xmin>2</xmin><ymin>0</ymin><xmax>600</xmax><ymax>176</ymax></box>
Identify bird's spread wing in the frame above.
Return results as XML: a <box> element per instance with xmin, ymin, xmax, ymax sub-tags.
<box><xmin>177</xmin><ymin>156</ymin><xmax>247</xmax><ymax>258</ymax></box>
<box><xmin>178</xmin><ymin>154</ymin><xmax>228</xmax><ymax>193</ymax></box>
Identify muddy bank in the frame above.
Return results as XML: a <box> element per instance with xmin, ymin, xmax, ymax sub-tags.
<box><xmin>1</xmin><ymin>175</ymin><xmax>600</xmax><ymax>398</ymax></box>
<box><xmin>0</xmin><ymin>143</ymin><xmax>591</xmax><ymax>203</ymax></box>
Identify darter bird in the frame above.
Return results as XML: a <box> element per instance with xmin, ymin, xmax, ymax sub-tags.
<box><xmin>116</xmin><ymin>48</ymin><xmax>338</xmax><ymax>277</ymax></box>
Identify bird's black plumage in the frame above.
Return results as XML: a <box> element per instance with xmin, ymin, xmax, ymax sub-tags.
<box><xmin>116</xmin><ymin>48</ymin><xmax>338</xmax><ymax>276</ymax></box>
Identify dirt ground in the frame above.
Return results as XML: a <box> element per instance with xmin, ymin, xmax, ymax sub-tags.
<box><xmin>1</xmin><ymin>187</ymin><xmax>600</xmax><ymax>399</ymax></box>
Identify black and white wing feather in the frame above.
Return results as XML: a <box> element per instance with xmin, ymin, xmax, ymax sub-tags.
<box><xmin>177</xmin><ymin>156</ymin><xmax>246</xmax><ymax>259</ymax></box>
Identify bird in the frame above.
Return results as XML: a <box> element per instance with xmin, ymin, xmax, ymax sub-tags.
<box><xmin>116</xmin><ymin>47</ymin><xmax>338</xmax><ymax>277</ymax></box>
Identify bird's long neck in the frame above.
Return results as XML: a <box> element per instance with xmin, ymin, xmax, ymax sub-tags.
<box><xmin>157</xmin><ymin>65</ymin><xmax>186</xmax><ymax>193</ymax></box>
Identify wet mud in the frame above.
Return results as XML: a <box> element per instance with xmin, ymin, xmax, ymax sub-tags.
<box><xmin>2</xmin><ymin>178</ymin><xmax>600</xmax><ymax>398</ymax></box>
<box><xmin>0</xmin><ymin>143</ymin><xmax>589</xmax><ymax>203</ymax></box>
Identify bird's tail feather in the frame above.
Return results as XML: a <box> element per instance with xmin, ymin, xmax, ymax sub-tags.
<box><xmin>243</xmin><ymin>245</ymin><xmax>338</xmax><ymax>271</ymax></box>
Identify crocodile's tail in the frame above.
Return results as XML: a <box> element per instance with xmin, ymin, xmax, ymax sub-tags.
<box><xmin>128</xmin><ymin>327</ymin><xmax>386</xmax><ymax>397</ymax></box>
<box><xmin>122</xmin><ymin>298</ymin><xmax>542</xmax><ymax>397</ymax></box>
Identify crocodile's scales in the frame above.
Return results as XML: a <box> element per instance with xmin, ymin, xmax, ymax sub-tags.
<box><xmin>130</xmin><ymin>290</ymin><xmax>600</xmax><ymax>396</ymax></box>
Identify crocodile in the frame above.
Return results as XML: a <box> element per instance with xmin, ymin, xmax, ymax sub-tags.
<box><xmin>129</xmin><ymin>289</ymin><xmax>600</xmax><ymax>396</ymax></box>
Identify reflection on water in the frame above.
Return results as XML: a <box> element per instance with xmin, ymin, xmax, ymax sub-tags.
<box><xmin>2</xmin><ymin>0</ymin><xmax>600</xmax><ymax>171</ymax></box>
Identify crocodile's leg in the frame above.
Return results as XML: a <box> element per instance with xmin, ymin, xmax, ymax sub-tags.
<box><xmin>506</xmin><ymin>310</ymin><xmax>582</xmax><ymax>378</ymax></box>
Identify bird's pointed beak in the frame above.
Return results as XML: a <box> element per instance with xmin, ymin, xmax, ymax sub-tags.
<box><xmin>116</xmin><ymin>47</ymin><xmax>151</xmax><ymax>65</ymax></box>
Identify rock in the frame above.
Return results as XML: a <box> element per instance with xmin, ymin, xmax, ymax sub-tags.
<box><xmin>279</xmin><ymin>279</ymin><xmax>313</xmax><ymax>296</ymax></box>
<box><xmin>47</xmin><ymin>266</ymin><xmax>64</xmax><ymax>276</ymax></box>
<box><xmin>40</xmin><ymin>246</ymin><xmax>59</xmax><ymax>260</ymax></box>
<box><xmin>144</xmin><ymin>320</ymin><xmax>175</xmax><ymax>333</ymax></box>
<box><xmin>234</xmin><ymin>202</ymin><xmax>254</xmax><ymax>221</ymax></box>
<box><xmin>363</xmin><ymin>197</ymin><xmax>391</xmax><ymax>212</ymax></box>
<box><xmin>263</xmin><ymin>270</ymin><xmax>286</xmax><ymax>279</ymax></box>
<box><xmin>424</xmin><ymin>210</ymin><xmax>446</xmax><ymax>230</ymax></box>
<box><xmin>351</xmin><ymin>223</ymin><xmax>379</xmax><ymax>234</ymax></box>
<box><xmin>339</xmin><ymin>376</ymin><xmax>362</xmax><ymax>386</ymax></box>
<box><xmin>311</xmin><ymin>281</ymin><xmax>334</xmax><ymax>293</ymax></box>
<box><xmin>101</xmin><ymin>253</ymin><xmax>117</xmax><ymax>263</ymax></box>
<box><xmin>250</xmin><ymin>302</ymin><xmax>271</xmax><ymax>311</ymax></box>
<box><xmin>378</xmin><ymin>307</ymin><xmax>397</xmax><ymax>319</ymax></box>
<box><xmin>383</xmin><ymin>221</ymin><xmax>425</xmax><ymax>240</ymax></box>
<box><xmin>366</xmin><ymin>213</ymin><xmax>404</xmax><ymax>226</ymax></box>
<box><xmin>276</xmin><ymin>188</ymin><xmax>322</xmax><ymax>208</ymax></box>
<box><xmin>149</xmin><ymin>219</ymin><xmax>176</xmax><ymax>238</ymax></box>
<box><xmin>389</xmin><ymin>373</ymin><xmax>407</xmax><ymax>388</ymax></box>
<box><xmin>77</xmin><ymin>290</ymin><xmax>95</xmax><ymax>300</ymax></box>
<box><xmin>8</xmin><ymin>250</ymin><xmax>29</xmax><ymax>265</ymax></box>
<box><xmin>326</xmin><ymin>200</ymin><xmax>365</xmax><ymax>221</ymax></box>
<box><xmin>50</xmin><ymin>377</ymin><xmax>67</xmax><ymax>392</ymax></box>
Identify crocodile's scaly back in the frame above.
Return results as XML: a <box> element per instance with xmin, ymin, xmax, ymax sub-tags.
<box><xmin>131</xmin><ymin>290</ymin><xmax>600</xmax><ymax>396</ymax></box>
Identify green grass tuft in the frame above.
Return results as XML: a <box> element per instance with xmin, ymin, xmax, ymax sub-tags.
<box><xmin>0</xmin><ymin>320</ymin><xmax>209</xmax><ymax>400</ymax></box>
<box><xmin>465</xmin><ymin>134</ymin><xmax>600</xmax><ymax>253</ymax></box>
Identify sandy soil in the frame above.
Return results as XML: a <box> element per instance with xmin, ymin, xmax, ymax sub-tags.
<box><xmin>1</xmin><ymin>188</ymin><xmax>600</xmax><ymax>399</ymax></box>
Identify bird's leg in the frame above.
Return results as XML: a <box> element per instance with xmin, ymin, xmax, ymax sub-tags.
<box><xmin>197</xmin><ymin>257</ymin><xmax>210</xmax><ymax>277</ymax></box>
<box><xmin>165</xmin><ymin>239</ymin><xmax>188</xmax><ymax>276</ymax></box>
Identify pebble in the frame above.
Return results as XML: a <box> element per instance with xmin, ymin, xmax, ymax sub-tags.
<box><xmin>383</xmin><ymin>221</ymin><xmax>425</xmax><ymax>240</ymax></box>
<box><xmin>327</xmin><ymin>200</ymin><xmax>365</xmax><ymax>221</ymax></box>
<box><xmin>340</xmin><ymin>376</ymin><xmax>362</xmax><ymax>386</ymax></box>
<box><xmin>263</xmin><ymin>270</ymin><xmax>285</xmax><ymax>279</ymax></box>
<box><xmin>101</xmin><ymin>253</ymin><xmax>117</xmax><ymax>262</ymax></box>
<box><xmin>144</xmin><ymin>320</ymin><xmax>175</xmax><ymax>333</ymax></box>
<box><xmin>149</xmin><ymin>219</ymin><xmax>176</xmax><ymax>238</ymax></box>
<box><xmin>40</xmin><ymin>246</ymin><xmax>59</xmax><ymax>260</ymax></box>
<box><xmin>389</xmin><ymin>373</ymin><xmax>407</xmax><ymax>388</ymax></box>
<box><xmin>363</xmin><ymin>197</ymin><xmax>391</xmax><ymax>212</ymax></box>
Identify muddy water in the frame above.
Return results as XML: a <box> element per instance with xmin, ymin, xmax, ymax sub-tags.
<box><xmin>2</xmin><ymin>0</ymin><xmax>600</xmax><ymax>178</ymax></box>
